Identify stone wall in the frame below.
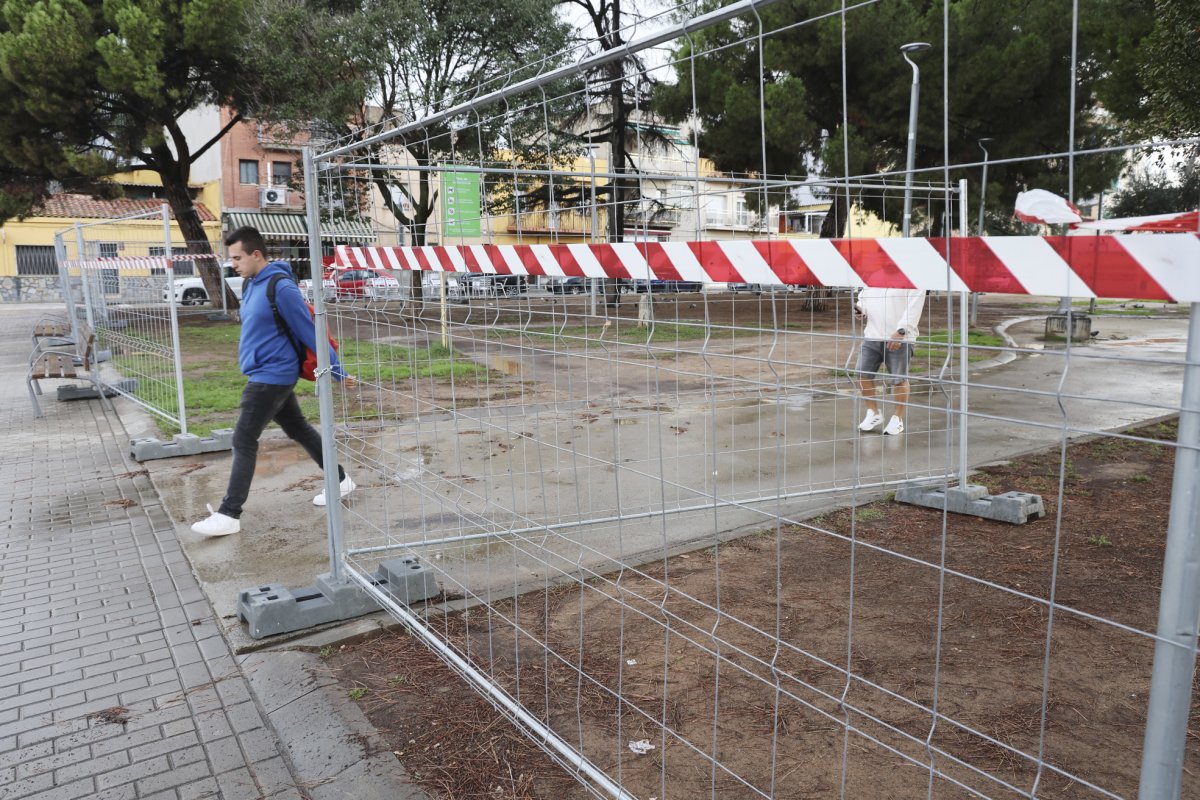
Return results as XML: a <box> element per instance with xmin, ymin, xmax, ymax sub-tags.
<box><xmin>0</xmin><ymin>276</ymin><xmax>65</xmax><ymax>303</ymax></box>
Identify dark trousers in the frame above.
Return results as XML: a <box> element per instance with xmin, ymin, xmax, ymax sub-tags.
<box><xmin>218</xmin><ymin>381</ymin><xmax>344</xmax><ymax>518</ymax></box>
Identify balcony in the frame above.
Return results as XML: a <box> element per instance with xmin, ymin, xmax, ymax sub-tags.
<box><xmin>506</xmin><ymin>208</ymin><xmax>603</xmax><ymax>235</ymax></box>
<box><xmin>703</xmin><ymin>210</ymin><xmax>762</xmax><ymax>229</ymax></box>
<box><xmin>625</xmin><ymin>206</ymin><xmax>683</xmax><ymax>228</ymax></box>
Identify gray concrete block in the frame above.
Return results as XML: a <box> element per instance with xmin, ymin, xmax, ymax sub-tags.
<box><xmin>57</xmin><ymin>379</ymin><xmax>134</xmax><ymax>402</ymax></box>
<box><xmin>129</xmin><ymin>429</ymin><xmax>233</xmax><ymax>462</ymax></box>
<box><xmin>896</xmin><ymin>484</ymin><xmax>1046</xmax><ymax>524</ymax></box>
<box><xmin>237</xmin><ymin>559</ymin><xmax>440</xmax><ymax>640</ymax></box>
<box><xmin>376</xmin><ymin>558</ymin><xmax>441</xmax><ymax>606</ymax></box>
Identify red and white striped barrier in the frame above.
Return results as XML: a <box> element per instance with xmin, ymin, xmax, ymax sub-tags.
<box><xmin>337</xmin><ymin>235</ymin><xmax>1200</xmax><ymax>302</ymax></box>
<box><xmin>63</xmin><ymin>255</ymin><xmax>221</xmax><ymax>271</ymax></box>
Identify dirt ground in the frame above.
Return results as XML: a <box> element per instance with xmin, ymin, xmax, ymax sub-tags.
<box><xmin>325</xmin><ymin>417</ymin><xmax>1198</xmax><ymax>799</ymax></box>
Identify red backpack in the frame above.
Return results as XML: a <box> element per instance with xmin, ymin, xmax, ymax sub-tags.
<box><xmin>265</xmin><ymin>272</ymin><xmax>339</xmax><ymax>381</ymax></box>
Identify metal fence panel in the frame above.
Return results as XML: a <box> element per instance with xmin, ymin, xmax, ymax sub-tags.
<box><xmin>300</xmin><ymin>1</ymin><xmax>1199</xmax><ymax>796</ymax></box>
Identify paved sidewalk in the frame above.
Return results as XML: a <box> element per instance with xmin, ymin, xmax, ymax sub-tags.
<box><xmin>1</xmin><ymin>304</ymin><xmax>302</xmax><ymax>800</ymax></box>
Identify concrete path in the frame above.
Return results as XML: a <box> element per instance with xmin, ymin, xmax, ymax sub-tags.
<box><xmin>1</xmin><ymin>304</ymin><xmax>423</xmax><ymax>800</ymax></box>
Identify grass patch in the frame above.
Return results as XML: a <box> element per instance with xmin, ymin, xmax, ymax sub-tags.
<box><xmin>855</xmin><ymin>507</ymin><xmax>885</xmax><ymax>522</ymax></box>
<box><xmin>124</xmin><ymin>322</ymin><xmax>487</xmax><ymax>437</ymax></box>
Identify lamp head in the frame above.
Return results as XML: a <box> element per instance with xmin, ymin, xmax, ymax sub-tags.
<box><xmin>900</xmin><ymin>42</ymin><xmax>932</xmax><ymax>54</ymax></box>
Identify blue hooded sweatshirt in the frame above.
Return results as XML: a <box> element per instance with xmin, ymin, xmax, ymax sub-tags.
<box><xmin>238</xmin><ymin>261</ymin><xmax>344</xmax><ymax>385</ymax></box>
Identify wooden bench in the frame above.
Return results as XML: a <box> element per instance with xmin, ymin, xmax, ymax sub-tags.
<box><xmin>27</xmin><ymin>323</ymin><xmax>106</xmax><ymax>419</ymax></box>
<box><xmin>30</xmin><ymin>315</ymin><xmax>76</xmax><ymax>352</ymax></box>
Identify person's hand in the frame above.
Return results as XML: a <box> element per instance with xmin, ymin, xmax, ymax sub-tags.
<box><xmin>343</xmin><ymin>374</ymin><xmax>358</xmax><ymax>390</ymax></box>
<box><xmin>887</xmin><ymin>331</ymin><xmax>905</xmax><ymax>351</ymax></box>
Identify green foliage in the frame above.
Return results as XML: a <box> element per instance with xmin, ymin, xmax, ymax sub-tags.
<box><xmin>1138</xmin><ymin>0</ymin><xmax>1200</xmax><ymax>138</ymax></box>
<box><xmin>657</xmin><ymin>0</ymin><xmax>1156</xmax><ymax>234</ymax></box>
<box><xmin>348</xmin><ymin>686</ymin><xmax>368</xmax><ymax>700</ymax></box>
<box><xmin>1109</xmin><ymin>166</ymin><xmax>1200</xmax><ymax>218</ymax></box>
<box><xmin>0</xmin><ymin>0</ymin><xmax>360</xmax><ymax>236</ymax></box>
<box><xmin>1087</xmin><ymin>534</ymin><xmax>1112</xmax><ymax>547</ymax></box>
<box><xmin>340</xmin><ymin>0</ymin><xmax>572</xmax><ymax>244</ymax></box>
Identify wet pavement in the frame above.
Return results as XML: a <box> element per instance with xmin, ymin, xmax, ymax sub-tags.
<box><xmin>136</xmin><ymin>304</ymin><xmax>1190</xmax><ymax>653</ymax></box>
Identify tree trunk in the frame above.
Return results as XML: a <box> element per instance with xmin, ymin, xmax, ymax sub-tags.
<box><xmin>809</xmin><ymin>188</ymin><xmax>853</xmax><ymax>312</ymax></box>
<box><xmin>158</xmin><ymin>166</ymin><xmax>234</xmax><ymax>309</ymax></box>
<box><xmin>603</xmin><ymin>59</ymin><xmax>626</xmax><ymax>308</ymax></box>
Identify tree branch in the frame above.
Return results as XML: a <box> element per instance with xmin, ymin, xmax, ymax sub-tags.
<box><xmin>190</xmin><ymin>112</ymin><xmax>243</xmax><ymax>164</ymax></box>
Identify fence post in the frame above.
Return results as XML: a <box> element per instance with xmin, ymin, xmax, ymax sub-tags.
<box><xmin>304</xmin><ymin>146</ymin><xmax>347</xmax><ymax>583</ymax></box>
<box><xmin>1139</xmin><ymin>301</ymin><xmax>1200</xmax><ymax>798</ymax></box>
<box><xmin>74</xmin><ymin>223</ymin><xmax>96</xmax><ymax>332</ymax></box>
<box><xmin>162</xmin><ymin>204</ymin><xmax>189</xmax><ymax>435</ymax></box>
<box><xmin>54</xmin><ymin>233</ymin><xmax>80</xmax><ymax>345</ymax></box>
<box><xmin>957</xmin><ymin>179</ymin><xmax>970</xmax><ymax>488</ymax></box>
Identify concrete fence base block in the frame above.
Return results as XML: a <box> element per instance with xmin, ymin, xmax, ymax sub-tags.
<box><xmin>129</xmin><ymin>427</ymin><xmax>234</xmax><ymax>462</ymax></box>
<box><xmin>896</xmin><ymin>484</ymin><xmax>1046</xmax><ymax>525</ymax></box>
<box><xmin>237</xmin><ymin>558</ymin><xmax>440</xmax><ymax>640</ymax></box>
<box><xmin>374</xmin><ymin>557</ymin><xmax>441</xmax><ymax>605</ymax></box>
<box><xmin>57</xmin><ymin>378</ymin><xmax>135</xmax><ymax>402</ymax></box>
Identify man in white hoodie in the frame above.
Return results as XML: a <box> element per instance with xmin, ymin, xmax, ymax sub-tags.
<box><xmin>854</xmin><ymin>288</ymin><xmax>926</xmax><ymax>435</ymax></box>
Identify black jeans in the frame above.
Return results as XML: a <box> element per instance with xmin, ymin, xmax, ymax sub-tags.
<box><xmin>218</xmin><ymin>381</ymin><xmax>344</xmax><ymax>518</ymax></box>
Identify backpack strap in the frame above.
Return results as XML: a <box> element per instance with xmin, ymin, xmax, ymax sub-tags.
<box><xmin>265</xmin><ymin>273</ymin><xmax>306</xmax><ymax>364</ymax></box>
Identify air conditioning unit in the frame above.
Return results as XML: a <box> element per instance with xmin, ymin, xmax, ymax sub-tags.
<box><xmin>261</xmin><ymin>186</ymin><xmax>288</xmax><ymax>206</ymax></box>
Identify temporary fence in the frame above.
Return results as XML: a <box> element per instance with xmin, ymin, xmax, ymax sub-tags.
<box><xmin>53</xmin><ymin>206</ymin><xmax>223</xmax><ymax>436</ymax></box>
<box><xmin>282</xmin><ymin>0</ymin><xmax>1200</xmax><ymax>797</ymax></box>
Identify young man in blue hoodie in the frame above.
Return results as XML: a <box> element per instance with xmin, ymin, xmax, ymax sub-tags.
<box><xmin>192</xmin><ymin>227</ymin><xmax>356</xmax><ymax>537</ymax></box>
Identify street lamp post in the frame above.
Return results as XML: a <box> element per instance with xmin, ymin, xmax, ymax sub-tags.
<box><xmin>900</xmin><ymin>42</ymin><xmax>931</xmax><ymax>238</ymax></box>
<box><xmin>977</xmin><ymin>137</ymin><xmax>994</xmax><ymax>235</ymax></box>
<box><xmin>972</xmin><ymin>137</ymin><xmax>994</xmax><ymax>325</ymax></box>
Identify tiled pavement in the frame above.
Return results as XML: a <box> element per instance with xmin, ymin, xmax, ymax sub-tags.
<box><xmin>1</xmin><ymin>305</ymin><xmax>303</xmax><ymax>799</ymax></box>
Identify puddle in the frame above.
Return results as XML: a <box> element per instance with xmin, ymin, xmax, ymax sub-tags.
<box><xmin>761</xmin><ymin>392</ymin><xmax>814</xmax><ymax>411</ymax></box>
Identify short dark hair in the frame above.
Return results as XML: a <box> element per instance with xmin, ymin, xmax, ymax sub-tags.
<box><xmin>225</xmin><ymin>226</ymin><xmax>268</xmax><ymax>259</ymax></box>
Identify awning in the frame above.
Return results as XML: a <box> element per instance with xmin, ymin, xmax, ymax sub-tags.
<box><xmin>223</xmin><ymin>212</ymin><xmax>378</xmax><ymax>242</ymax></box>
<box><xmin>225</xmin><ymin>212</ymin><xmax>307</xmax><ymax>239</ymax></box>
<box><xmin>319</xmin><ymin>218</ymin><xmax>378</xmax><ymax>241</ymax></box>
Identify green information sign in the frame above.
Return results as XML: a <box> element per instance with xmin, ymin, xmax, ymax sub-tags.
<box><xmin>441</xmin><ymin>170</ymin><xmax>482</xmax><ymax>239</ymax></box>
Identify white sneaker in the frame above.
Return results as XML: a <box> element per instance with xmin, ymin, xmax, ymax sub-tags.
<box><xmin>314</xmin><ymin>475</ymin><xmax>356</xmax><ymax>507</ymax></box>
<box><xmin>883</xmin><ymin>415</ymin><xmax>905</xmax><ymax>436</ymax></box>
<box><xmin>191</xmin><ymin>504</ymin><xmax>240</xmax><ymax>537</ymax></box>
<box><xmin>858</xmin><ymin>410</ymin><xmax>884</xmax><ymax>432</ymax></box>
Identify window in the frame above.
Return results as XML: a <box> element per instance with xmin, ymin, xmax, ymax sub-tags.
<box><xmin>15</xmin><ymin>245</ymin><xmax>57</xmax><ymax>276</ymax></box>
<box><xmin>239</xmin><ymin>159</ymin><xmax>259</xmax><ymax>185</ymax></box>
<box><xmin>94</xmin><ymin>243</ymin><xmax>119</xmax><ymax>292</ymax></box>
<box><xmin>149</xmin><ymin>246</ymin><xmax>167</xmax><ymax>274</ymax></box>
<box><xmin>147</xmin><ymin>246</ymin><xmax>194</xmax><ymax>274</ymax></box>
<box><xmin>271</xmin><ymin>161</ymin><xmax>292</xmax><ymax>186</ymax></box>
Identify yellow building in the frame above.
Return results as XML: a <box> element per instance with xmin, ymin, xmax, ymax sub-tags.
<box><xmin>0</xmin><ymin>175</ymin><xmax>222</xmax><ymax>303</ymax></box>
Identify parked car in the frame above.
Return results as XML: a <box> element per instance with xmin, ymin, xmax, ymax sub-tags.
<box><xmin>332</xmin><ymin>268</ymin><xmax>402</xmax><ymax>300</ymax></box>
<box><xmin>729</xmin><ymin>283</ymin><xmax>803</xmax><ymax>294</ymax></box>
<box><xmin>163</xmin><ymin>264</ymin><xmax>244</xmax><ymax>305</ymax></box>
<box><xmin>624</xmin><ymin>279</ymin><xmax>704</xmax><ymax>294</ymax></box>
<box><xmin>547</xmin><ymin>277</ymin><xmax>588</xmax><ymax>294</ymax></box>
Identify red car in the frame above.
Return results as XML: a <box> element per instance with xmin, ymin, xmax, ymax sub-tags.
<box><xmin>332</xmin><ymin>268</ymin><xmax>403</xmax><ymax>300</ymax></box>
